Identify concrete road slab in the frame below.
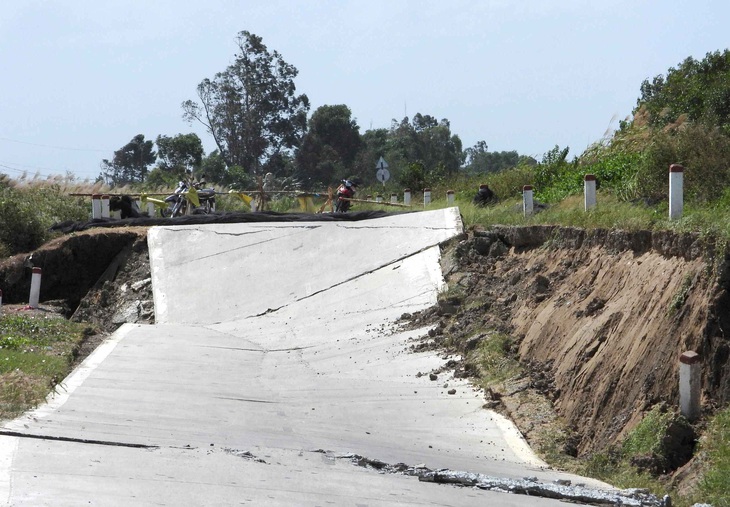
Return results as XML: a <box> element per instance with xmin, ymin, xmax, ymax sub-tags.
<box><xmin>0</xmin><ymin>209</ymin><xmax>627</xmax><ymax>506</ymax></box>
<box><xmin>148</xmin><ymin>208</ymin><xmax>463</xmax><ymax>324</ymax></box>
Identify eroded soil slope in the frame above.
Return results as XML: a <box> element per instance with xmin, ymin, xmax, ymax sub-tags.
<box><xmin>430</xmin><ymin>225</ymin><xmax>730</xmax><ymax>458</ymax></box>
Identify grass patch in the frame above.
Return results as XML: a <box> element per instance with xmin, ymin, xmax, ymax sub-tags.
<box><xmin>0</xmin><ymin>313</ymin><xmax>93</xmax><ymax>420</ymax></box>
<box><xmin>695</xmin><ymin>406</ymin><xmax>730</xmax><ymax>507</ymax></box>
<box><xmin>472</xmin><ymin>332</ymin><xmax>522</xmax><ymax>385</ymax></box>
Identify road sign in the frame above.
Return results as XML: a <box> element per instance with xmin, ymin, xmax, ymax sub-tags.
<box><xmin>376</xmin><ymin>157</ymin><xmax>390</xmax><ymax>183</ymax></box>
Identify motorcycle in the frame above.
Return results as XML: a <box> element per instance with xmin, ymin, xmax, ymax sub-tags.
<box><xmin>335</xmin><ymin>180</ymin><xmax>357</xmax><ymax>213</ymax></box>
<box><xmin>162</xmin><ymin>176</ymin><xmax>216</xmax><ymax>217</ymax></box>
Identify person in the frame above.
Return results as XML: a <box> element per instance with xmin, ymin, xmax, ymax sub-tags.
<box><xmin>473</xmin><ymin>184</ymin><xmax>496</xmax><ymax>206</ymax></box>
<box><xmin>335</xmin><ymin>178</ymin><xmax>358</xmax><ymax>212</ymax></box>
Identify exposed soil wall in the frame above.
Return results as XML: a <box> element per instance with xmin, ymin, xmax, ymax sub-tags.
<box><xmin>442</xmin><ymin>225</ymin><xmax>730</xmax><ymax>456</ymax></box>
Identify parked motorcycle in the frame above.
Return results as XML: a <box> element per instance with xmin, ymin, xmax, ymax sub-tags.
<box><xmin>162</xmin><ymin>176</ymin><xmax>216</xmax><ymax>217</ymax></box>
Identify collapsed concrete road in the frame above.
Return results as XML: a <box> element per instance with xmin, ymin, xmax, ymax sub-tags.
<box><xmin>0</xmin><ymin>209</ymin><xmax>663</xmax><ymax>505</ymax></box>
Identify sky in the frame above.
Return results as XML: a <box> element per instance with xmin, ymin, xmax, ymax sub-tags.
<box><xmin>1</xmin><ymin>0</ymin><xmax>728</xmax><ymax>181</ymax></box>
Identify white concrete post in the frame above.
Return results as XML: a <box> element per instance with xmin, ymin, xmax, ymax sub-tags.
<box><xmin>446</xmin><ymin>190</ymin><xmax>455</xmax><ymax>206</ymax></box>
<box><xmin>101</xmin><ymin>195</ymin><xmax>110</xmax><ymax>218</ymax></box>
<box><xmin>250</xmin><ymin>199</ymin><xmax>258</xmax><ymax>212</ymax></box>
<box><xmin>669</xmin><ymin>164</ymin><xmax>684</xmax><ymax>221</ymax></box>
<box><xmin>584</xmin><ymin>174</ymin><xmax>597</xmax><ymax>211</ymax></box>
<box><xmin>29</xmin><ymin>267</ymin><xmax>42</xmax><ymax>309</ymax></box>
<box><xmin>523</xmin><ymin>185</ymin><xmax>534</xmax><ymax>216</ymax></box>
<box><xmin>376</xmin><ymin>195</ymin><xmax>383</xmax><ymax>203</ymax></box>
<box><xmin>679</xmin><ymin>351</ymin><xmax>701</xmax><ymax>420</ymax></box>
<box><xmin>147</xmin><ymin>202</ymin><xmax>156</xmax><ymax>216</ymax></box>
<box><xmin>423</xmin><ymin>188</ymin><xmax>431</xmax><ymax>207</ymax></box>
<box><xmin>91</xmin><ymin>194</ymin><xmax>102</xmax><ymax>219</ymax></box>
<box><xmin>390</xmin><ymin>193</ymin><xmax>398</xmax><ymax>204</ymax></box>
<box><xmin>403</xmin><ymin>189</ymin><xmax>412</xmax><ymax>206</ymax></box>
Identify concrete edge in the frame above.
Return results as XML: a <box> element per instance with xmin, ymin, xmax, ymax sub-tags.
<box><xmin>2</xmin><ymin>324</ymin><xmax>138</xmax><ymax>431</ymax></box>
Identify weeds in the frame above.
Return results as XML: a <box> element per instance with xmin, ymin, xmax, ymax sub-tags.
<box><xmin>0</xmin><ymin>313</ymin><xmax>92</xmax><ymax>420</ymax></box>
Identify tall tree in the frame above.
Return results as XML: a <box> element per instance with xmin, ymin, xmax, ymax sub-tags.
<box><xmin>100</xmin><ymin>134</ymin><xmax>156</xmax><ymax>186</ymax></box>
<box><xmin>182</xmin><ymin>31</ymin><xmax>310</xmax><ymax>175</ymax></box>
<box><xmin>296</xmin><ymin>105</ymin><xmax>361</xmax><ymax>186</ymax></box>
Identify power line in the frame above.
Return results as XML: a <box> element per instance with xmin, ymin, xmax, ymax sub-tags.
<box><xmin>0</xmin><ymin>136</ymin><xmax>110</xmax><ymax>153</ymax></box>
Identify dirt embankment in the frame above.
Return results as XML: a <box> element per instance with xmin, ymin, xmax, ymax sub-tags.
<box><xmin>429</xmin><ymin>225</ymin><xmax>730</xmax><ymax>460</ymax></box>
<box><xmin>2</xmin><ymin>224</ymin><xmax>729</xmax><ymax>475</ymax></box>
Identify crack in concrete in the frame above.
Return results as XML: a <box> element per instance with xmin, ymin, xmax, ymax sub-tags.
<box><xmin>173</xmin><ymin>227</ymin><xmax>320</xmax><ymax>265</ymax></box>
<box><xmin>214</xmin><ymin>397</ymin><xmax>277</xmax><ymax>404</ymax></box>
<box><xmin>242</xmin><ymin>244</ymin><xmax>444</xmax><ymax>319</ymax></box>
<box><xmin>0</xmin><ymin>430</ymin><xmax>158</xmax><ymax>449</ymax></box>
<box><xmin>310</xmin><ymin>450</ymin><xmax>669</xmax><ymax>507</ymax></box>
<box><xmin>200</xmin><ymin>345</ymin><xmax>315</xmax><ymax>353</ymax></box>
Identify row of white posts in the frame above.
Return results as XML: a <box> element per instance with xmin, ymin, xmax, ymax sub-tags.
<box><xmin>522</xmin><ymin>164</ymin><xmax>686</xmax><ymax>219</ymax></box>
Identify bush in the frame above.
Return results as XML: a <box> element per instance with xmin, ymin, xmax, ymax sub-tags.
<box><xmin>0</xmin><ymin>184</ymin><xmax>88</xmax><ymax>256</ymax></box>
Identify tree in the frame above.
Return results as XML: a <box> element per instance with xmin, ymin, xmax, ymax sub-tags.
<box><xmin>156</xmin><ymin>133</ymin><xmax>204</xmax><ymax>177</ymax></box>
<box><xmin>296</xmin><ymin>105</ymin><xmax>361</xmax><ymax>186</ymax></box>
<box><xmin>182</xmin><ymin>31</ymin><xmax>310</xmax><ymax>175</ymax></box>
<box><xmin>636</xmin><ymin>50</ymin><xmax>730</xmax><ymax>131</ymax></box>
<box><xmin>381</xmin><ymin>114</ymin><xmax>463</xmax><ymax>187</ymax></box>
<box><xmin>464</xmin><ymin>141</ymin><xmax>526</xmax><ymax>174</ymax></box>
<box><xmin>100</xmin><ymin>134</ymin><xmax>156</xmax><ymax>186</ymax></box>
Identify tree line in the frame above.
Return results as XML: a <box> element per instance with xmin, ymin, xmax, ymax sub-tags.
<box><xmin>100</xmin><ymin>31</ymin><xmax>531</xmax><ymax>190</ymax></box>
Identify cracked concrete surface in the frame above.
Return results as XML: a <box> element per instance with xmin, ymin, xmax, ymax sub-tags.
<box><xmin>0</xmin><ymin>209</ymin><xmax>663</xmax><ymax>505</ymax></box>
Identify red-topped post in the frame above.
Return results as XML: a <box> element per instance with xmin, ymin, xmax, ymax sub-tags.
<box><xmin>446</xmin><ymin>190</ymin><xmax>455</xmax><ymax>206</ymax></box>
<box><xmin>584</xmin><ymin>174</ymin><xmax>597</xmax><ymax>210</ymax></box>
<box><xmin>423</xmin><ymin>188</ymin><xmax>432</xmax><ymax>207</ymax></box>
<box><xmin>523</xmin><ymin>185</ymin><xmax>534</xmax><ymax>216</ymax></box>
<box><xmin>29</xmin><ymin>267</ymin><xmax>42</xmax><ymax>309</ymax></box>
<box><xmin>679</xmin><ymin>351</ymin><xmax>701</xmax><ymax>420</ymax></box>
<box><xmin>669</xmin><ymin>164</ymin><xmax>684</xmax><ymax>220</ymax></box>
<box><xmin>403</xmin><ymin>188</ymin><xmax>412</xmax><ymax>206</ymax></box>
<box><xmin>91</xmin><ymin>194</ymin><xmax>102</xmax><ymax>219</ymax></box>
<box><xmin>101</xmin><ymin>195</ymin><xmax>111</xmax><ymax>218</ymax></box>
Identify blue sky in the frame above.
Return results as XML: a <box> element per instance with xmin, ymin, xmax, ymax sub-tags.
<box><xmin>1</xmin><ymin>0</ymin><xmax>728</xmax><ymax>181</ymax></box>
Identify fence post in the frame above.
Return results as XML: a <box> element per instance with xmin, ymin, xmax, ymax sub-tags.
<box><xmin>669</xmin><ymin>164</ymin><xmax>684</xmax><ymax>220</ymax></box>
<box><xmin>29</xmin><ymin>267</ymin><xmax>42</xmax><ymax>309</ymax></box>
<box><xmin>375</xmin><ymin>195</ymin><xmax>383</xmax><ymax>203</ymax></box>
<box><xmin>679</xmin><ymin>351</ymin><xmax>701</xmax><ymax>420</ymax></box>
<box><xmin>446</xmin><ymin>190</ymin><xmax>455</xmax><ymax>206</ymax></box>
<box><xmin>523</xmin><ymin>185</ymin><xmax>534</xmax><ymax>216</ymax></box>
<box><xmin>92</xmin><ymin>194</ymin><xmax>102</xmax><ymax>219</ymax></box>
<box><xmin>147</xmin><ymin>202</ymin><xmax>156</xmax><ymax>216</ymax></box>
<box><xmin>403</xmin><ymin>188</ymin><xmax>412</xmax><ymax>206</ymax></box>
<box><xmin>390</xmin><ymin>193</ymin><xmax>398</xmax><ymax>204</ymax></box>
<box><xmin>584</xmin><ymin>174</ymin><xmax>597</xmax><ymax>211</ymax></box>
<box><xmin>423</xmin><ymin>188</ymin><xmax>431</xmax><ymax>207</ymax></box>
<box><xmin>101</xmin><ymin>195</ymin><xmax>110</xmax><ymax>218</ymax></box>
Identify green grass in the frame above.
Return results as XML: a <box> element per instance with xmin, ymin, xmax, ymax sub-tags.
<box><xmin>695</xmin><ymin>406</ymin><xmax>730</xmax><ymax>507</ymax></box>
<box><xmin>0</xmin><ymin>313</ymin><xmax>93</xmax><ymax>419</ymax></box>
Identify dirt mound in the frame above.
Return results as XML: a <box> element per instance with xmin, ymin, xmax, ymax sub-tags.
<box><xmin>0</xmin><ymin>228</ymin><xmax>153</xmax><ymax>332</ymax></box>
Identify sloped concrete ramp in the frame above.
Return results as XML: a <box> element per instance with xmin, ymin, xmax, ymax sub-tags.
<box><xmin>0</xmin><ymin>209</ymin><xmax>621</xmax><ymax>506</ymax></box>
